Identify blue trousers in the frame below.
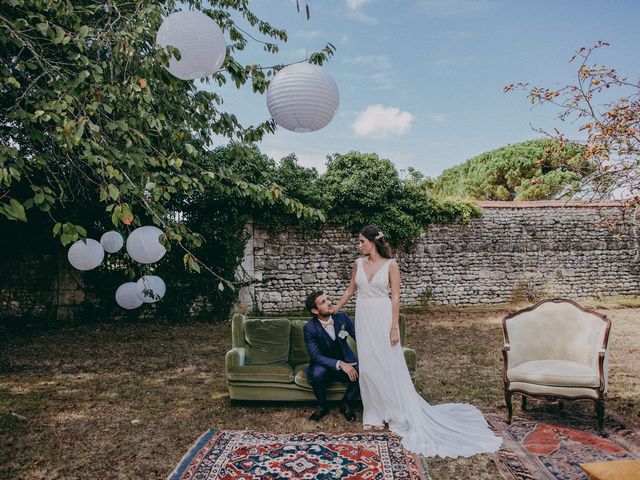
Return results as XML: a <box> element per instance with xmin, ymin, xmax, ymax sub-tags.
<box><xmin>307</xmin><ymin>363</ymin><xmax>360</xmax><ymax>409</ymax></box>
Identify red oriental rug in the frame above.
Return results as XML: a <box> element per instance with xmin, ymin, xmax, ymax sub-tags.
<box><xmin>486</xmin><ymin>406</ymin><xmax>640</xmax><ymax>480</ymax></box>
<box><xmin>169</xmin><ymin>429</ymin><xmax>430</xmax><ymax>480</ymax></box>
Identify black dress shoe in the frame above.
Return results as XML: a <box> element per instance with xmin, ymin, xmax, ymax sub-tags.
<box><xmin>309</xmin><ymin>408</ymin><xmax>330</xmax><ymax>421</ymax></box>
<box><xmin>340</xmin><ymin>403</ymin><xmax>356</xmax><ymax>422</ymax></box>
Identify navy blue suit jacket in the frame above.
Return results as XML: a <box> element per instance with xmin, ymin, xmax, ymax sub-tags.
<box><xmin>303</xmin><ymin>312</ymin><xmax>357</xmax><ymax>373</ymax></box>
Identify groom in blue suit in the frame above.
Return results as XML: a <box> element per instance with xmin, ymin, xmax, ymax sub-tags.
<box><xmin>304</xmin><ymin>290</ymin><xmax>359</xmax><ymax>422</ymax></box>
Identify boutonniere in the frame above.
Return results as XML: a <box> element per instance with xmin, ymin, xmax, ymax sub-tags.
<box><xmin>338</xmin><ymin>324</ymin><xmax>349</xmax><ymax>340</ymax></box>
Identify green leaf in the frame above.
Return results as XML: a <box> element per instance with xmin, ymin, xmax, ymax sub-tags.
<box><xmin>188</xmin><ymin>256</ymin><xmax>201</xmax><ymax>273</ymax></box>
<box><xmin>108</xmin><ymin>184</ymin><xmax>120</xmax><ymax>200</ymax></box>
<box><xmin>8</xmin><ymin>198</ymin><xmax>26</xmax><ymax>221</ymax></box>
<box><xmin>36</xmin><ymin>23</ymin><xmax>49</xmax><ymax>36</ymax></box>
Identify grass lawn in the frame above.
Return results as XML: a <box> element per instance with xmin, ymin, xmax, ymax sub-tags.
<box><xmin>1</xmin><ymin>304</ymin><xmax>638</xmax><ymax>479</ymax></box>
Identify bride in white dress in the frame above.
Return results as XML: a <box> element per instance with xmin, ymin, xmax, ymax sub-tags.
<box><xmin>331</xmin><ymin>225</ymin><xmax>502</xmax><ymax>458</ymax></box>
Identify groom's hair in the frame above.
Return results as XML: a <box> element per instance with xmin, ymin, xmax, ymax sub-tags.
<box><xmin>305</xmin><ymin>290</ymin><xmax>324</xmax><ymax>313</ymax></box>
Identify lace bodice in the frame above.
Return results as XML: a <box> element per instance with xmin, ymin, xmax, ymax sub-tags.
<box><xmin>355</xmin><ymin>257</ymin><xmax>391</xmax><ymax>299</ymax></box>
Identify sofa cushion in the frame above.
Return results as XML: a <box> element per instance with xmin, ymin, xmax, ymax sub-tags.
<box><xmin>227</xmin><ymin>363</ymin><xmax>294</xmax><ymax>383</ymax></box>
<box><xmin>507</xmin><ymin>359</ymin><xmax>600</xmax><ymax>388</ymax></box>
<box><xmin>289</xmin><ymin>319</ymin><xmax>311</xmax><ymax>366</ymax></box>
<box><xmin>244</xmin><ymin>318</ymin><xmax>291</xmax><ymax>365</ymax></box>
<box><xmin>293</xmin><ymin>364</ymin><xmax>348</xmax><ymax>392</ymax></box>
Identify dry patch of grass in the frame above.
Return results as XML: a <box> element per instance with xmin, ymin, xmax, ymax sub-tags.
<box><xmin>1</xmin><ymin>307</ymin><xmax>638</xmax><ymax>479</ymax></box>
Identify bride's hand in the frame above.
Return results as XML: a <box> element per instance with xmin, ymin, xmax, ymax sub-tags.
<box><xmin>390</xmin><ymin>327</ymin><xmax>400</xmax><ymax>347</ymax></box>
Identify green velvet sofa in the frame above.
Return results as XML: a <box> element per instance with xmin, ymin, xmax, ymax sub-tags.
<box><xmin>225</xmin><ymin>313</ymin><xmax>417</xmax><ymax>401</ymax></box>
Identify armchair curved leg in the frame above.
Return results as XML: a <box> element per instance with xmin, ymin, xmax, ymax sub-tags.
<box><xmin>521</xmin><ymin>396</ymin><xmax>528</xmax><ymax>411</ymax></box>
<box><xmin>505</xmin><ymin>389</ymin><xmax>513</xmax><ymax>424</ymax></box>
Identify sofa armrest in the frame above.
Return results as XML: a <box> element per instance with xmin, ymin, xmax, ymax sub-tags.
<box><xmin>225</xmin><ymin>348</ymin><xmax>246</xmax><ymax>372</ymax></box>
<box><xmin>402</xmin><ymin>347</ymin><xmax>417</xmax><ymax>375</ymax></box>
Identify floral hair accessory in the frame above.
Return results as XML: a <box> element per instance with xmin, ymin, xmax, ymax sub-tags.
<box><xmin>375</xmin><ymin>231</ymin><xmax>384</xmax><ymax>240</ymax></box>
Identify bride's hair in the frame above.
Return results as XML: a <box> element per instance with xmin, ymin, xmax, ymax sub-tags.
<box><xmin>360</xmin><ymin>225</ymin><xmax>392</xmax><ymax>259</ymax></box>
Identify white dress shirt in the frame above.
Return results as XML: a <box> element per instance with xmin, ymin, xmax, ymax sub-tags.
<box><xmin>318</xmin><ymin>316</ymin><xmax>341</xmax><ymax>370</ymax></box>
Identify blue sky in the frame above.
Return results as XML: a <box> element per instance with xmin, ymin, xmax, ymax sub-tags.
<box><xmin>204</xmin><ymin>0</ymin><xmax>640</xmax><ymax>178</ymax></box>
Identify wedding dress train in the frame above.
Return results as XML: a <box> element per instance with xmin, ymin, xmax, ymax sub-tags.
<box><xmin>354</xmin><ymin>257</ymin><xmax>502</xmax><ymax>457</ymax></box>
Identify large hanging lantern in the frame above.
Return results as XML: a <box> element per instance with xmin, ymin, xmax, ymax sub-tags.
<box><xmin>156</xmin><ymin>10</ymin><xmax>226</xmax><ymax>80</ymax></box>
<box><xmin>266</xmin><ymin>63</ymin><xmax>340</xmax><ymax>133</ymax></box>
<box><xmin>126</xmin><ymin>226</ymin><xmax>166</xmax><ymax>264</ymax></box>
<box><xmin>116</xmin><ymin>282</ymin><xmax>144</xmax><ymax>310</ymax></box>
<box><xmin>67</xmin><ymin>239</ymin><xmax>104</xmax><ymax>271</ymax></box>
<box><xmin>100</xmin><ymin>231</ymin><xmax>124</xmax><ymax>254</ymax></box>
<box><xmin>136</xmin><ymin>275</ymin><xmax>166</xmax><ymax>303</ymax></box>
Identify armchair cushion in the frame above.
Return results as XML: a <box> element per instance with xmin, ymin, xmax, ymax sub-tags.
<box><xmin>507</xmin><ymin>382</ymin><xmax>600</xmax><ymax>399</ymax></box>
<box><xmin>227</xmin><ymin>363</ymin><xmax>294</xmax><ymax>383</ymax></box>
<box><xmin>507</xmin><ymin>359</ymin><xmax>600</xmax><ymax>388</ymax></box>
<box><xmin>244</xmin><ymin>318</ymin><xmax>291</xmax><ymax>365</ymax></box>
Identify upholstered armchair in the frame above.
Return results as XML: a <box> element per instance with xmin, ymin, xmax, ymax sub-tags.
<box><xmin>502</xmin><ymin>299</ymin><xmax>611</xmax><ymax>433</ymax></box>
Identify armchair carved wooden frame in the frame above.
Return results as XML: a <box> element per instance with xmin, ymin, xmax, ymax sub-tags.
<box><xmin>502</xmin><ymin>299</ymin><xmax>611</xmax><ymax>435</ymax></box>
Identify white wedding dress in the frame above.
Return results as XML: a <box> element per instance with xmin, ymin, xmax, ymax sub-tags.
<box><xmin>354</xmin><ymin>257</ymin><xmax>502</xmax><ymax>457</ymax></box>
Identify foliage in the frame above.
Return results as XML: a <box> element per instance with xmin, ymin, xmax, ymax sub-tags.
<box><xmin>505</xmin><ymin>41</ymin><xmax>640</xmax><ymax>206</ymax></box>
<box><xmin>273</xmin><ymin>151</ymin><xmax>480</xmax><ymax>248</ymax></box>
<box><xmin>155</xmin><ymin>144</ymin><xmax>306</xmax><ymax>321</ymax></box>
<box><xmin>430</xmin><ymin>139</ymin><xmax>589</xmax><ymax>201</ymax></box>
<box><xmin>0</xmin><ymin>0</ymin><xmax>332</xmax><ymax>286</ymax></box>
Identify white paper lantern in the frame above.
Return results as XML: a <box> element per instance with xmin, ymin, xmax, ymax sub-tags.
<box><xmin>67</xmin><ymin>239</ymin><xmax>104</xmax><ymax>271</ymax></box>
<box><xmin>100</xmin><ymin>230</ymin><xmax>124</xmax><ymax>254</ymax></box>
<box><xmin>266</xmin><ymin>63</ymin><xmax>340</xmax><ymax>133</ymax></box>
<box><xmin>116</xmin><ymin>282</ymin><xmax>144</xmax><ymax>310</ymax></box>
<box><xmin>156</xmin><ymin>10</ymin><xmax>226</xmax><ymax>80</ymax></box>
<box><xmin>136</xmin><ymin>275</ymin><xmax>166</xmax><ymax>303</ymax></box>
<box><xmin>126</xmin><ymin>226</ymin><xmax>166</xmax><ymax>264</ymax></box>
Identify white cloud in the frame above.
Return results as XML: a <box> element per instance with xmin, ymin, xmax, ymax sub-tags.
<box><xmin>348</xmin><ymin>9</ymin><xmax>379</xmax><ymax>25</ymax></box>
<box><xmin>353</xmin><ymin>105</ymin><xmax>413</xmax><ymax>138</ymax></box>
<box><xmin>343</xmin><ymin>0</ymin><xmax>378</xmax><ymax>24</ymax></box>
<box><xmin>346</xmin><ymin>0</ymin><xmax>370</xmax><ymax>11</ymax></box>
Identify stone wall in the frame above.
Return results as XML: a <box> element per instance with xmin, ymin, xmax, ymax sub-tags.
<box><xmin>0</xmin><ymin>251</ymin><xmax>88</xmax><ymax>322</ymax></box>
<box><xmin>2</xmin><ymin>201</ymin><xmax>639</xmax><ymax>321</ymax></box>
<box><xmin>241</xmin><ymin>201</ymin><xmax>640</xmax><ymax>313</ymax></box>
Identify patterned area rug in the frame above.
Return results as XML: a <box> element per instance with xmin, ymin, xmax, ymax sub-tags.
<box><xmin>487</xmin><ymin>405</ymin><xmax>640</xmax><ymax>480</ymax></box>
<box><xmin>169</xmin><ymin>429</ymin><xmax>430</xmax><ymax>480</ymax></box>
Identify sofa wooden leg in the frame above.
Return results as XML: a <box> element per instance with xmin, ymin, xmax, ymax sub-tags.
<box><xmin>505</xmin><ymin>389</ymin><xmax>513</xmax><ymax>424</ymax></box>
<box><xmin>521</xmin><ymin>396</ymin><xmax>528</xmax><ymax>411</ymax></box>
<box><xmin>596</xmin><ymin>399</ymin><xmax>606</xmax><ymax>437</ymax></box>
